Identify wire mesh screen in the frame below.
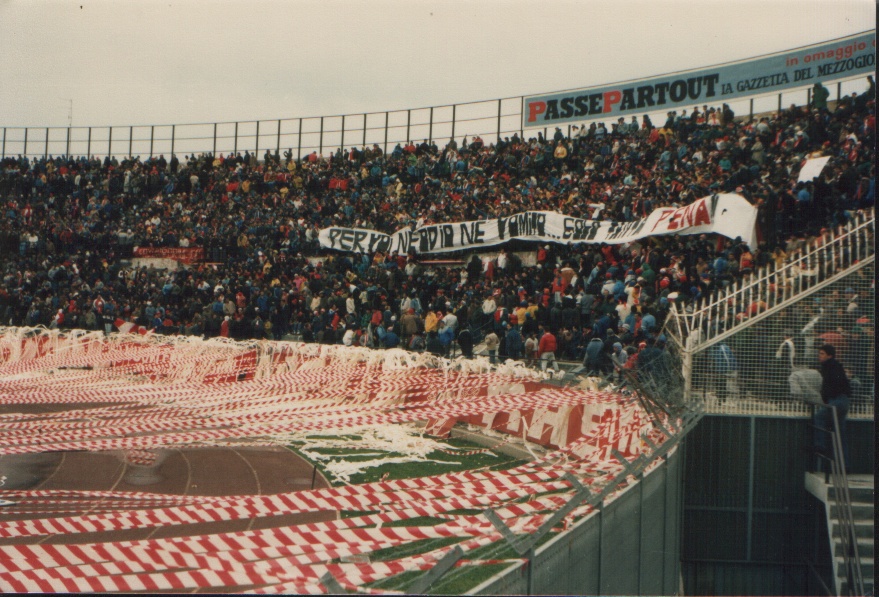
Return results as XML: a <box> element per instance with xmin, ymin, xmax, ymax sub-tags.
<box><xmin>623</xmin><ymin>341</ymin><xmax>689</xmax><ymax>423</ymax></box>
<box><xmin>687</xmin><ymin>261</ymin><xmax>873</xmax><ymax>418</ymax></box>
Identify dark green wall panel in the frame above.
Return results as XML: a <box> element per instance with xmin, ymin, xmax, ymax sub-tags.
<box><xmin>682</xmin><ymin>415</ymin><xmax>872</xmax><ymax>596</ymax></box>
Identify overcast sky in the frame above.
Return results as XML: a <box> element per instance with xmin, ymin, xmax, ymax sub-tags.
<box><xmin>0</xmin><ymin>0</ymin><xmax>874</xmax><ymax>130</ymax></box>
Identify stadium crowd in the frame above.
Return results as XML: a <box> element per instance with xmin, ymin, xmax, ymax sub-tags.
<box><xmin>0</xmin><ymin>80</ymin><xmax>874</xmax><ymax>378</ymax></box>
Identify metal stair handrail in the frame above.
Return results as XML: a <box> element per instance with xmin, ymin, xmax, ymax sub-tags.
<box><xmin>825</xmin><ymin>406</ymin><xmax>864</xmax><ymax>596</ymax></box>
<box><xmin>671</xmin><ymin>208</ymin><xmax>874</xmax><ymax>348</ymax></box>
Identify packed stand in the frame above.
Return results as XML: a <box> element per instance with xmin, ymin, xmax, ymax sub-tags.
<box><xmin>0</xmin><ymin>81</ymin><xmax>874</xmax><ymax>383</ymax></box>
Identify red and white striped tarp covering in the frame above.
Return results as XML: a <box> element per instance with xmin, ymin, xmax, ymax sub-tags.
<box><xmin>0</xmin><ymin>327</ymin><xmax>681</xmax><ymax>593</ymax></box>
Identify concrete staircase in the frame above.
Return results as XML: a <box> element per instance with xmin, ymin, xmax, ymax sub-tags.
<box><xmin>805</xmin><ymin>472</ymin><xmax>874</xmax><ymax>596</ymax></box>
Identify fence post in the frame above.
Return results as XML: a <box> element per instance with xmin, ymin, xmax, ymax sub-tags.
<box><xmin>319</xmin><ymin>572</ymin><xmax>346</xmax><ymax>594</ymax></box>
<box><xmin>297</xmin><ymin>118</ymin><xmax>302</xmax><ymax>161</ymax></box>
<box><xmin>451</xmin><ymin>104</ymin><xmax>456</xmax><ymax>143</ymax></box>
<box><xmin>129</xmin><ymin>126</ymin><xmax>133</xmax><ymax>158</ymax></box>
<box><xmin>255</xmin><ymin>120</ymin><xmax>260</xmax><ymax>157</ymax></box>
<box><xmin>23</xmin><ymin>128</ymin><xmax>28</xmax><ymax>157</ymax></box>
<box><xmin>777</xmin><ymin>93</ymin><xmax>782</xmax><ymax>114</ymax></box>
<box><xmin>745</xmin><ymin>416</ymin><xmax>756</xmax><ymax>560</ymax></box>
<box><xmin>149</xmin><ymin>125</ymin><xmax>154</xmax><ymax>158</ymax></box>
<box><xmin>806</xmin><ymin>87</ymin><xmax>811</xmax><ymax>108</ymax></box>
<box><xmin>406</xmin><ymin>110</ymin><xmax>411</xmax><ymax>144</ymax></box>
<box><xmin>276</xmin><ymin>119</ymin><xmax>281</xmax><ymax>154</ymax></box>
<box><xmin>340</xmin><ymin>115</ymin><xmax>345</xmax><ymax>155</ymax></box>
<box><xmin>497</xmin><ymin>99</ymin><xmax>502</xmax><ymax>144</ymax></box>
<box><xmin>213</xmin><ymin>123</ymin><xmax>217</xmax><ymax>155</ymax></box>
<box><xmin>384</xmin><ymin>112</ymin><xmax>389</xmax><ymax>155</ymax></box>
<box><xmin>319</xmin><ymin>117</ymin><xmax>324</xmax><ymax>157</ymax></box>
<box><xmin>428</xmin><ymin>107</ymin><xmax>434</xmax><ymax>145</ymax></box>
<box><xmin>520</xmin><ymin>96</ymin><xmax>524</xmax><ymax>140</ymax></box>
<box><xmin>233</xmin><ymin>122</ymin><xmax>238</xmax><ymax>155</ymax></box>
<box><xmin>407</xmin><ymin>546</ymin><xmax>465</xmax><ymax>594</ymax></box>
<box><xmin>45</xmin><ymin>128</ymin><xmax>49</xmax><ymax>159</ymax></box>
<box><xmin>682</xmin><ymin>334</ymin><xmax>693</xmax><ymax>402</ymax></box>
<box><xmin>837</xmin><ymin>82</ymin><xmax>841</xmax><ymax>102</ymax></box>
<box><xmin>526</xmin><ymin>547</ymin><xmax>536</xmax><ymax>595</ymax></box>
<box><xmin>108</xmin><ymin>127</ymin><xmax>112</xmax><ymax>159</ymax></box>
<box><xmin>1</xmin><ymin>127</ymin><xmax>5</xmax><ymax>159</ymax></box>
<box><xmin>749</xmin><ymin>98</ymin><xmax>754</xmax><ymax>121</ymax></box>
<box><xmin>87</xmin><ymin>127</ymin><xmax>91</xmax><ymax>158</ymax></box>
<box><xmin>171</xmin><ymin>125</ymin><xmax>175</xmax><ymax>157</ymax></box>
<box><xmin>66</xmin><ymin>127</ymin><xmax>70</xmax><ymax>158</ymax></box>
<box><xmin>362</xmin><ymin>113</ymin><xmax>367</xmax><ymax>148</ymax></box>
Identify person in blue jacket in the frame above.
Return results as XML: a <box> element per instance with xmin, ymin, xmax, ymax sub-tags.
<box><xmin>382</xmin><ymin>325</ymin><xmax>400</xmax><ymax>349</ymax></box>
<box><xmin>710</xmin><ymin>342</ymin><xmax>738</xmax><ymax>403</ymax></box>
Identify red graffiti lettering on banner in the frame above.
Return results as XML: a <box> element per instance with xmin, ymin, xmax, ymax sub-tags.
<box><xmin>651</xmin><ymin>198</ymin><xmax>711</xmax><ymax>233</ymax></box>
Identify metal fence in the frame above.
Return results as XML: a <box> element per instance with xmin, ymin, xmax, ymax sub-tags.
<box><xmin>1</xmin><ymin>78</ymin><xmax>868</xmax><ymax>161</ymax></box>
<box><xmin>473</xmin><ymin>442</ymin><xmax>685</xmax><ymax>596</ymax></box>
<box><xmin>312</xmin><ymin>410</ymin><xmax>693</xmax><ymax>595</ymax></box>
<box><xmin>666</xmin><ymin>209</ymin><xmax>874</xmax><ymax>419</ymax></box>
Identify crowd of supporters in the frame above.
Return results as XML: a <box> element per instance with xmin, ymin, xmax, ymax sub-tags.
<box><xmin>0</xmin><ymin>80</ymin><xmax>874</xmax><ymax>377</ymax></box>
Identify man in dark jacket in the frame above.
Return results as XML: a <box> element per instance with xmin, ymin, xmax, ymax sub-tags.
<box><xmin>426</xmin><ymin>331</ymin><xmax>445</xmax><ymax>356</ymax></box>
<box><xmin>457</xmin><ymin>327</ymin><xmax>474</xmax><ymax>358</ymax></box>
<box><xmin>814</xmin><ymin>344</ymin><xmax>851</xmax><ymax>471</ymax></box>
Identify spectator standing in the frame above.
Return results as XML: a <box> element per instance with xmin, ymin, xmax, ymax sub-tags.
<box><xmin>484</xmin><ymin>330</ymin><xmax>500</xmax><ymax>364</ymax></box>
<box><xmin>610</xmin><ymin>342</ymin><xmax>629</xmax><ymax>383</ymax></box>
<box><xmin>710</xmin><ymin>342</ymin><xmax>738</xmax><ymax>403</ymax></box>
<box><xmin>775</xmin><ymin>329</ymin><xmax>797</xmax><ymax>371</ymax></box>
<box><xmin>481</xmin><ymin>293</ymin><xmax>497</xmax><ymax>327</ymax></box>
<box><xmin>524</xmin><ymin>334</ymin><xmax>538</xmax><ymax>367</ymax></box>
<box><xmin>437</xmin><ymin>321</ymin><xmax>454</xmax><ymax>356</ymax></box>
<box><xmin>399</xmin><ymin>308</ymin><xmax>421</xmax><ymax>347</ymax></box>
<box><xmin>583</xmin><ymin>335</ymin><xmax>605</xmax><ymax>374</ymax></box>
<box><xmin>814</xmin><ymin>344</ymin><xmax>851</xmax><ymax>471</ymax></box>
<box><xmin>457</xmin><ymin>327</ymin><xmax>474</xmax><ymax>358</ymax></box>
<box><xmin>442</xmin><ymin>309</ymin><xmax>458</xmax><ymax>334</ymax></box>
<box><xmin>811</xmin><ymin>82</ymin><xmax>830</xmax><ymax>111</ymax></box>
<box><xmin>538</xmin><ymin>327</ymin><xmax>560</xmax><ymax>373</ymax></box>
<box><xmin>505</xmin><ymin>325</ymin><xmax>524</xmax><ymax>360</ymax></box>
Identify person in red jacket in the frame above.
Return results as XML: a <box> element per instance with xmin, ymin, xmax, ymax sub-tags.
<box><xmin>551</xmin><ymin>270</ymin><xmax>567</xmax><ymax>305</ymax></box>
<box><xmin>538</xmin><ymin>326</ymin><xmax>560</xmax><ymax>373</ymax></box>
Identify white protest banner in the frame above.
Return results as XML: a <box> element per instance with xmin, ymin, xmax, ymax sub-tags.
<box><xmin>319</xmin><ymin>193</ymin><xmax>758</xmax><ymax>255</ymax></box>
<box><xmin>797</xmin><ymin>156</ymin><xmax>831</xmax><ymax>182</ymax></box>
<box><xmin>318</xmin><ymin>227</ymin><xmax>397</xmax><ymax>255</ymax></box>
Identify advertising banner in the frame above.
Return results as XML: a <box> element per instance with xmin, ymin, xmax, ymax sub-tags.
<box><xmin>523</xmin><ymin>31</ymin><xmax>875</xmax><ymax>128</ymax></box>
<box><xmin>132</xmin><ymin>247</ymin><xmax>205</xmax><ymax>264</ymax></box>
<box><xmin>319</xmin><ymin>193</ymin><xmax>758</xmax><ymax>255</ymax></box>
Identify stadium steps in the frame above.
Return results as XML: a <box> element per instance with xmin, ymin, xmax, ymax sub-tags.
<box><xmin>805</xmin><ymin>472</ymin><xmax>874</xmax><ymax>596</ymax></box>
<box><xmin>667</xmin><ymin>208</ymin><xmax>874</xmax><ymax>353</ymax></box>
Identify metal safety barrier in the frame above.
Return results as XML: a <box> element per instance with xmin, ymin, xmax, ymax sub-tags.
<box><xmin>666</xmin><ymin>210</ymin><xmax>874</xmax><ymax>419</ymax></box>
